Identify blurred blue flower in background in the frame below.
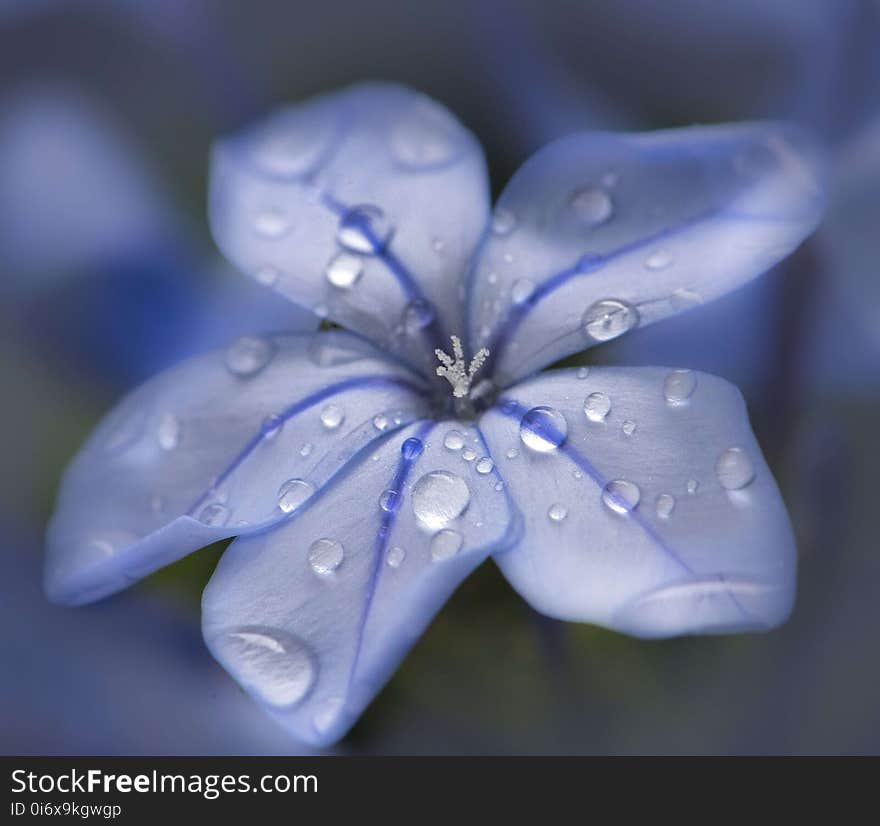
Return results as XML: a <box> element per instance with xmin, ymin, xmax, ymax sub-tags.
<box><xmin>45</xmin><ymin>83</ymin><xmax>824</xmax><ymax>745</ymax></box>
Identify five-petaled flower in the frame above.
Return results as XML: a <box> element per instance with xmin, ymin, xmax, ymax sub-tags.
<box><xmin>46</xmin><ymin>83</ymin><xmax>824</xmax><ymax>746</ymax></box>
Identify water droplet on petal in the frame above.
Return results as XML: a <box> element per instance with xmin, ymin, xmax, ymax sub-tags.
<box><xmin>277</xmin><ymin>478</ymin><xmax>315</xmax><ymax>513</ymax></box>
<box><xmin>255</xmin><ymin>265</ymin><xmax>280</xmax><ymax>286</ymax></box>
<box><xmin>655</xmin><ymin>493</ymin><xmax>676</xmax><ymax>519</ymax></box>
<box><xmin>299</xmin><ymin>442</ymin><xmax>313</xmax><ymax>457</ymax></box>
<box><xmin>492</xmin><ymin>207</ymin><xmax>517</xmax><ymax>235</ymax></box>
<box><xmin>601</xmin><ymin>479</ymin><xmax>641</xmax><ymax>515</ymax></box>
<box><xmin>548</xmin><ymin>503</ymin><xmax>568</xmax><ymax>522</ymax></box>
<box><xmin>320</xmin><ymin>403</ymin><xmax>345</xmax><ymax>430</ymax></box>
<box><xmin>569</xmin><ymin>186</ymin><xmax>614</xmax><ymax>227</ymax></box>
<box><xmin>582</xmin><ymin>299</ymin><xmax>639</xmax><ymax>342</ymax></box>
<box><xmin>214</xmin><ymin>628</ymin><xmax>315</xmax><ymax>708</ymax></box>
<box><xmin>443</xmin><ymin>430</ymin><xmax>464</xmax><ymax>451</ymax></box>
<box><xmin>390</xmin><ymin>99</ymin><xmax>462</xmax><ymax>169</ymax></box>
<box><xmin>577</xmin><ymin>367</ymin><xmax>590</xmax><ymax>379</ymax></box>
<box><xmin>461</xmin><ymin>447</ymin><xmax>477</xmax><ymax>462</ymax></box>
<box><xmin>261</xmin><ymin>414</ymin><xmax>283</xmax><ymax>440</ymax></box>
<box><xmin>337</xmin><ymin>204</ymin><xmax>394</xmax><ymax>254</ymax></box>
<box><xmin>308</xmin><ymin>538</ymin><xmax>344</xmax><ymax>575</ymax></box>
<box><xmin>686</xmin><ymin>479</ymin><xmax>699</xmax><ymax>495</ymax></box>
<box><xmin>157</xmin><ymin>413</ymin><xmax>180</xmax><ymax>451</ymax></box>
<box><xmin>403</xmin><ymin>299</ymin><xmax>435</xmax><ymax>334</ymax></box>
<box><xmin>671</xmin><ymin>288</ymin><xmax>703</xmax><ymax>311</ymax></box>
<box><xmin>520</xmin><ymin>406</ymin><xmax>568</xmax><ymax>452</ymax></box>
<box><xmin>378</xmin><ymin>489</ymin><xmax>400</xmax><ymax>513</ymax></box>
<box><xmin>584</xmin><ymin>392</ymin><xmax>611</xmax><ymax>423</ymax></box>
<box><xmin>199</xmin><ymin>503</ymin><xmax>229</xmax><ymax>527</ymax></box>
<box><xmin>386</xmin><ymin>545</ymin><xmax>406</xmax><ymax>568</ymax></box>
<box><xmin>401</xmin><ymin>437</ymin><xmax>424</xmax><ymax>461</ymax></box>
<box><xmin>511</xmin><ymin>278</ymin><xmax>535</xmax><ymax>304</ymax></box>
<box><xmin>253</xmin><ymin>208</ymin><xmax>290</xmax><ymax>238</ymax></box>
<box><xmin>715</xmin><ymin>447</ymin><xmax>755</xmax><ymax>490</ymax></box>
<box><xmin>225</xmin><ymin>335</ymin><xmax>275</xmax><ymax>377</ymax></box>
<box><xmin>430</xmin><ymin>529</ymin><xmax>463</xmax><ymax>561</ymax></box>
<box><xmin>645</xmin><ymin>249</ymin><xmax>674</xmax><ymax>270</ymax></box>
<box><xmin>373</xmin><ymin>414</ymin><xmax>389</xmax><ymax>432</ymax></box>
<box><xmin>505</xmin><ymin>448</ymin><xmax>519</xmax><ymax>459</ymax></box>
<box><xmin>412</xmin><ymin>471</ymin><xmax>470</xmax><ymax>529</ymax></box>
<box><xmin>622</xmin><ymin>420</ymin><xmax>637</xmax><ymax>436</ymax></box>
<box><xmin>475</xmin><ymin>457</ymin><xmax>494</xmax><ymax>475</ymax></box>
<box><xmin>663</xmin><ymin>369</ymin><xmax>698</xmax><ymax>404</ymax></box>
<box><xmin>325</xmin><ymin>252</ymin><xmax>364</xmax><ymax>288</ymax></box>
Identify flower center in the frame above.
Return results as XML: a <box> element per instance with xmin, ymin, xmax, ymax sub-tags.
<box><xmin>435</xmin><ymin>335</ymin><xmax>489</xmax><ymax>399</ymax></box>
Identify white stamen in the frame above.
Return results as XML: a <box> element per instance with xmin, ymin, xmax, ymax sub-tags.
<box><xmin>435</xmin><ymin>335</ymin><xmax>489</xmax><ymax>398</ymax></box>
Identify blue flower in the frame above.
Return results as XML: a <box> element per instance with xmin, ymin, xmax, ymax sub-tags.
<box><xmin>45</xmin><ymin>83</ymin><xmax>825</xmax><ymax>746</ymax></box>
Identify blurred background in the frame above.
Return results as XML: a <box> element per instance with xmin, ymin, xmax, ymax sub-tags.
<box><xmin>1</xmin><ymin>0</ymin><xmax>878</xmax><ymax>754</ymax></box>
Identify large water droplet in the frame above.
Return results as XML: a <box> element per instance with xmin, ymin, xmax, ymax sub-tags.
<box><xmin>199</xmin><ymin>503</ymin><xmax>229</xmax><ymax>527</ymax></box>
<box><xmin>225</xmin><ymin>335</ymin><xmax>275</xmax><ymax>377</ymax></box>
<box><xmin>663</xmin><ymin>369</ymin><xmax>697</xmax><ymax>404</ymax></box>
<box><xmin>492</xmin><ymin>208</ymin><xmax>517</xmax><ymax>236</ymax></box>
<box><xmin>548</xmin><ymin>503</ymin><xmax>568</xmax><ymax>522</ymax></box>
<box><xmin>157</xmin><ymin>413</ymin><xmax>180</xmax><ymax>451</ymax></box>
<box><xmin>390</xmin><ymin>99</ymin><xmax>461</xmax><ymax>169</ymax></box>
<box><xmin>337</xmin><ymin>204</ymin><xmax>394</xmax><ymax>254</ymax></box>
<box><xmin>582</xmin><ymin>299</ymin><xmax>639</xmax><ymax>342</ymax></box>
<box><xmin>520</xmin><ymin>406</ymin><xmax>568</xmax><ymax>452</ymax></box>
<box><xmin>584</xmin><ymin>392</ymin><xmax>611</xmax><ymax>423</ymax></box>
<box><xmin>277</xmin><ymin>478</ymin><xmax>315</xmax><ymax>513</ymax></box>
<box><xmin>320</xmin><ymin>403</ymin><xmax>345</xmax><ymax>430</ymax></box>
<box><xmin>386</xmin><ymin>545</ymin><xmax>406</xmax><ymax>568</ymax></box>
<box><xmin>325</xmin><ymin>252</ymin><xmax>364</xmax><ymax>288</ymax></box>
<box><xmin>308</xmin><ymin>538</ymin><xmax>344</xmax><ymax>575</ymax></box>
<box><xmin>601</xmin><ymin>479</ymin><xmax>641</xmax><ymax>515</ymax></box>
<box><xmin>430</xmin><ymin>529</ymin><xmax>463</xmax><ymax>561</ymax></box>
<box><xmin>655</xmin><ymin>493</ymin><xmax>676</xmax><ymax>519</ymax></box>
<box><xmin>443</xmin><ymin>430</ymin><xmax>464</xmax><ymax>451</ymax></box>
<box><xmin>715</xmin><ymin>447</ymin><xmax>755</xmax><ymax>490</ymax></box>
<box><xmin>401</xmin><ymin>437</ymin><xmax>424</xmax><ymax>461</ymax></box>
<box><xmin>411</xmin><ymin>471</ymin><xmax>470</xmax><ymax>529</ymax></box>
<box><xmin>215</xmin><ymin>627</ymin><xmax>315</xmax><ymax>708</ymax></box>
<box><xmin>511</xmin><ymin>278</ymin><xmax>535</xmax><ymax>304</ymax></box>
<box><xmin>569</xmin><ymin>186</ymin><xmax>614</xmax><ymax>227</ymax></box>
<box><xmin>253</xmin><ymin>208</ymin><xmax>290</xmax><ymax>239</ymax></box>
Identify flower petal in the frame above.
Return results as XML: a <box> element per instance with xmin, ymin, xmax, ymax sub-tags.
<box><xmin>45</xmin><ymin>331</ymin><xmax>430</xmax><ymax>605</ymax></box>
<box><xmin>469</xmin><ymin>123</ymin><xmax>824</xmax><ymax>386</ymax></box>
<box><xmin>480</xmin><ymin>368</ymin><xmax>796</xmax><ymax>637</ymax></box>
<box><xmin>202</xmin><ymin>420</ymin><xmax>515</xmax><ymax>746</ymax></box>
<box><xmin>209</xmin><ymin>83</ymin><xmax>489</xmax><ymax>375</ymax></box>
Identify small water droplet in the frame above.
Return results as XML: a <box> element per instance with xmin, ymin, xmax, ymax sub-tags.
<box><xmin>157</xmin><ymin>413</ymin><xmax>180</xmax><ymax>451</ymax></box>
<box><xmin>487</xmin><ymin>271</ymin><xmax>498</xmax><ymax>285</ymax></box>
<box><xmin>253</xmin><ymin>208</ymin><xmax>290</xmax><ymax>238</ymax></box>
<box><xmin>378</xmin><ymin>489</ymin><xmax>400</xmax><ymax>513</ymax></box>
<box><xmin>255</xmin><ymin>265</ymin><xmax>280</xmax><ymax>286</ymax></box>
<box><xmin>308</xmin><ymin>538</ymin><xmax>344</xmax><ymax>575</ymax></box>
<box><xmin>655</xmin><ymin>493</ymin><xmax>676</xmax><ymax>519</ymax></box>
<box><xmin>520</xmin><ymin>406</ymin><xmax>568</xmax><ymax>452</ymax></box>
<box><xmin>582</xmin><ymin>299</ymin><xmax>639</xmax><ymax>342</ymax></box>
<box><xmin>601</xmin><ymin>479</ymin><xmax>641</xmax><ymax>515</ymax></box>
<box><xmin>494</xmin><ymin>481</ymin><xmax>504</xmax><ymax>491</ymax></box>
<box><xmin>622</xmin><ymin>420</ymin><xmax>637</xmax><ymax>437</ymax></box>
<box><xmin>277</xmin><ymin>478</ymin><xmax>315</xmax><ymax>513</ymax></box>
<box><xmin>572</xmin><ymin>469</ymin><xmax>583</xmax><ymax>480</ymax></box>
<box><xmin>492</xmin><ymin>207</ymin><xmax>517</xmax><ymax>235</ymax></box>
<box><xmin>225</xmin><ymin>335</ymin><xmax>275</xmax><ymax>377</ymax></box>
<box><xmin>325</xmin><ymin>252</ymin><xmax>364</xmax><ymax>288</ymax></box>
<box><xmin>645</xmin><ymin>249</ymin><xmax>674</xmax><ymax>270</ymax></box>
<box><xmin>569</xmin><ymin>186</ymin><xmax>614</xmax><ymax>227</ymax></box>
<box><xmin>215</xmin><ymin>628</ymin><xmax>315</xmax><ymax>708</ymax></box>
<box><xmin>412</xmin><ymin>471</ymin><xmax>470</xmax><ymax>529</ymax></box>
<box><xmin>475</xmin><ymin>457</ymin><xmax>494</xmax><ymax>475</ymax></box>
<box><xmin>386</xmin><ymin>545</ymin><xmax>406</xmax><ymax>568</ymax></box>
<box><xmin>431</xmin><ymin>529</ymin><xmax>463</xmax><ymax>561</ymax></box>
<box><xmin>461</xmin><ymin>447</ymin><xmax>477</xmax><ymax>462</ymax></box>
<box><xmin>199</xmin><ymin>502</ymin><xmax>229</xmax><ymax>527</ymax></box>
<box><xmin>337</xmin><ymin>204</ymin><xmax>394</xmax><ymax>254</ymax></box>
<box><xmin>577</xmin><ymin>366</ymin><xmax>590</xmax><ymax>379</ymax></box>
<box><xmin>686</xmin><ymin>479</ymin><xmax>699</xmax><ymax>495</ymax></box>
<box><xmin>715</xmin><ymin>447</ymin><xmax>755</xmax><ymax>490</ymax></box>
<box><xmin>373</xmin><ymin>414</ymin><xmax>389</xmax><ymax>432</ymax></box>
<box><xmin>663</xmin><ymin>369</ymin><xmax>697</xmax><ymax>404</ymax></box>
<box><xmin>299</xmin><ymin>442</ymin><xmax>314</xmax><ymax>457</ymax></box>
<box><xmin>584</xmin><ymin>392</ymin><xmax>611</xmax><ymax>423</ymax></box>
<box><xmin>261</xmin><ymin>414</ymin><xmax>283</xmax><ymax>440</ymax></box>
<box><xmin>505</xmin><ymin>448</ymin><xmax>519</xmax><ymax>459</ymax></box>
<box><xmin>320</xmin><ymin>403</ymin><xmax>345</xmax><ymax>430</ymax></box>
<box><xmin>391</xmin><ymin>99</ymin><xmax>461</xmax><ymax>169</ymax></box>
<box><xmin>443</xmin><ymin>430</ymin><xmax>464</xmax><ymax>451</ymax></box>
<box><xmin>403</xmin><ymin>299</ymin><xmax>435</xmax><ymax>335</ymax></box>
<box><xmin>548</xmin><ymin>502</ymin><xmax>568</xmax><ymax>522</ymax></box>
<box><xmin>511</xmin><ymin>278</ymin><xmax>535</xmax><ymax>304</ymax></box>
<box><xmin>401</xmin><ymin>437</ymin><xmax>424</xmax><ymax>460</ymax></box>
<box><xmin>671</xmin><ymin>288</ymin><xmax>702</xmax><ymax>311</ymax></box>
<box><xmin>431</xmin><ymin>237</ymin><xmax>445</xmax><ymax>253</ymax></box>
